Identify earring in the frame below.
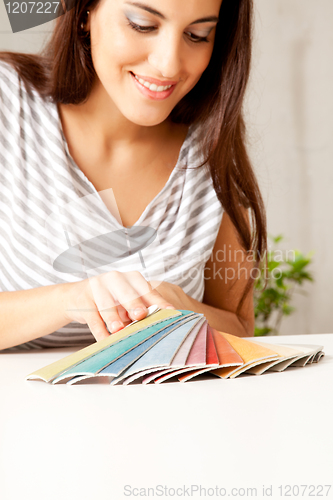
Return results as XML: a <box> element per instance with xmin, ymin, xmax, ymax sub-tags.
<box><xmin>80</xmin><ymin>10</ymin><xmax>90</xmax><ymax>35</ymax></box>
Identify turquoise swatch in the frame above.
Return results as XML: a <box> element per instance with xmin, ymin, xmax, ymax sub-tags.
<box><xmin>52</xmin><ymin>312</ymin><xmax>198</xmax><ymax>383</ymax></box>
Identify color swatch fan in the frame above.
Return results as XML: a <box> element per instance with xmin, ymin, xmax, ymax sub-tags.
<box><xmin>26</xmin><ymin>306</ymin><xmax>325</xmax><ymax>385</ymax></box>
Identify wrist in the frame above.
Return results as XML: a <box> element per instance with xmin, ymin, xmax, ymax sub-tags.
<box><xmin>176</xmin><ymin>286</ymin><xmax>196</xmax><ymax>311</ymax></box>
<box><xmin>59</xmin><ymin>280</ymin><xmax>81</xmax><ymax>323</ymax></box>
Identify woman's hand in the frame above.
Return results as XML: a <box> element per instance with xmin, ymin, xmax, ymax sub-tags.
<box><xmin>63</xmin><ymin>271</ymin><xmax>178</xmax><ymax>342</ymax></box>
<box><xmin>149</xmin><ymin>280</ymin><xmax>193</xmax><ymax>311</ymax></box>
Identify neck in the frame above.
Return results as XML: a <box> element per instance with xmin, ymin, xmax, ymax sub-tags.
<box><xmin>61</xmin><ymin>78</ymin><xmax>173</xmax><ymax>152</ymax></box>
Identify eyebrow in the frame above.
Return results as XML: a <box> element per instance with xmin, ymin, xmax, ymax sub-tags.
<box><xmin>124</xmin><ymin>2</ymin><xmax>219</xmax><ymax>25</ymax></box>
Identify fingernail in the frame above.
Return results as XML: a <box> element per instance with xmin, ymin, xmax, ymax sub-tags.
<box><xmin>110</xmin><ymin>321</ymin><xmax>124</xmax><ymax>332</ymax></box>
<box><xmin>133</xmin><ymin>308</ymin><xmax>146</xmax><ymax>317</ymax></box>
<box><xmin>133</xmin><ymin>307</ymin><xmax>147</xmax><ymax>316</ymax></box>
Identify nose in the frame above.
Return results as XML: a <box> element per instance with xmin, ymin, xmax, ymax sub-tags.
<box><xmin>147</xmin><ymin>31</ymin><xmax>183</xmax><ymax>80</ymax></box>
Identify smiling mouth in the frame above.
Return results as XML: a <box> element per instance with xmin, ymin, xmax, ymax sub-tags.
<box><xmin>130</xmin><ymin>72</ymin><xmax>175</xmax><ymax>93</ymax></box>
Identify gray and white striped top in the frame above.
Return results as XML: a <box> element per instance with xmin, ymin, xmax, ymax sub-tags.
<box><xmin>0</xmin><ymin>60</ymin><xmax>223</xmax><ymax>350</ymax></box>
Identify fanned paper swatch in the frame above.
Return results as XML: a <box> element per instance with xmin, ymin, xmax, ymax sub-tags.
<box><xmin>26</xmin><ymin>306</ymin><xmax>325</xmax><ymax>385</ymax></box>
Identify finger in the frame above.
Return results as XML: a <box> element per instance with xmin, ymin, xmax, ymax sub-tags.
<box><xmin>117</xmin><ymin>304</ymin><xmax>131</xmax><ymax>324</ymax></box>
<box><xmin>88</xmin><ymin>277</ymin><xmax>125</xmax><ymax>333</ymax></box>
<box><xmin>102</xmin><ymin>303</ymin><xmax>131</xmax><ymax>326</ymax></box>
<box><xmin>85</xmin><ymin>308</ymin><xmax>111</xmax><ymax>342</ymax></box>
<box><xmin>122</xmin><ymin>274</ymin><xmax>177</xmax><ymax>315</ymax></box>
<box><xmin>141</xmin><ymin>287</ymin><xmax>177</xmax><ymax>310</ymax></box>
<box><xmin>107</xmin><ymin>271</ymin><xmax>151</xmax><ymax>321</ymax></box>
<box><xmin>138</xmin><ymin>279</ymin><xmax>177</xmax><ymax>310</ymax></box>
<box><xmin>100</xmin><ymin>304</ymin><xmax>132</xmax><ymax>332</ymax></box>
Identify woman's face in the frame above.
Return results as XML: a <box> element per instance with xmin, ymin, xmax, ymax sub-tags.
<box><xmin>87</xmin><ymin>0</ymin><xmax>222</xmax><ymax>126</ymax></box>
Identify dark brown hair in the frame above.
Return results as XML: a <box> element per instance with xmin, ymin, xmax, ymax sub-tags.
<box><xmin>0</xmin><ymin>0</ymin><xmax>266</xmax><ymax>316</ymax></box>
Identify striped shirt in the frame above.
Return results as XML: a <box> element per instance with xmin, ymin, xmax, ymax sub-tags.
<box><xmin>0</xmin><ymin>60</ymin><xmax>223</xmax><ymax>350</ymax></box>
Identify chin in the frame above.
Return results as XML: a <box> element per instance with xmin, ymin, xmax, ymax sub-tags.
<box><xmin>126</xmin><ymin>111</ymin><xmax>170</xmax><ymax>127</ymax></box>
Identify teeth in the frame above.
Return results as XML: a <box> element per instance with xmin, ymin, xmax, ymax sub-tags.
<box><xmin>134</xmin><ymin>74</ymin><xmax>172</xmax><ymax>92</ymax></box>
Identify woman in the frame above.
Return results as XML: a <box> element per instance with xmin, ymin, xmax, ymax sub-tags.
<box><xmin>0</xmin><ymin>0</ymin><xmax>266</xmax><ymax>351</ymax></box>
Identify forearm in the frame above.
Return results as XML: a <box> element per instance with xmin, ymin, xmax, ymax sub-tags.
<box><xmin>180</xmin><ymin>293</ymin><xmax>254</xmax><ymax>338</ymax></box>
<box><xmin>0</xmin><ymin>283</ymin><xmax>73</xmax><ymax>350</ymax></box>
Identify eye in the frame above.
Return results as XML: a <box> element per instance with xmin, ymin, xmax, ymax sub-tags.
<box><xmin>127</xmin><ymin>20</ymin><xmax>157</xmax><ymax>33</ymax></box>
<box><xmin>185</xmin><ymin>32</ymin><xmax>210</xmax><ymax>44</ymax></box>
<box><xmin>127</xmin><ymin>20</ymin><xmax>210</xmax><ymax>44</ymax></box>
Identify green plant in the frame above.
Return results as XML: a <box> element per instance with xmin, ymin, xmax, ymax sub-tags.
<box><xmin>254</xmin><ymin>235</ymin><xmax>314</xmax><ymax>336</ymax></box>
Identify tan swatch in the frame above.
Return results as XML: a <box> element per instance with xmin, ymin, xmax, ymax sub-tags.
<box><xmin>211</xmin><ymin>332</ymin><xmax>279</xmax><ymax>379</ymax></box>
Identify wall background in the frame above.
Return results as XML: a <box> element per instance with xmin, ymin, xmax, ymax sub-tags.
<box><xmin>245</xmin><ymin>0</ymin><xmax>333</xmax><ymax>335</ymax></box>
<box><xmin>1</xmin><ymin>1</ymin><xmax>332</xmax><ymax>335</ymax></box>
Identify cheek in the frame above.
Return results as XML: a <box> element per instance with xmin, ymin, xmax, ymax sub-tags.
<box><xmin>200</xmin><ymin>45</ymin><xmax>215</xmax><ymax>73</ymax></box>
<box><xmin>91</xmin><ymin>20</ymin><xmax>137</xmax><ymax>70</ymax></box>
<box><xmin>185</xmin><ymin>48</ymin><xmax>214</xmax><ymax>87</ymax></box>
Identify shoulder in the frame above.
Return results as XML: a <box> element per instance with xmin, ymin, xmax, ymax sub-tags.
<box><xmin>184</xmin><ymin>121</ymin><xmax>208</xmax><ymax>167</ymax></box>
<box><xmin>0</xmin><ymin>60</ymin><xmax>21</xmax><ymax>93</ymax></box>
<box><xmin>183</xmin><ymin>122</ymin><xmax>216</xmax><ymax>185</ymax></box>
<box><xmin>180</xmin><ymin>121</ymin><xmax>224</xmax><ymax>221</ymax></box>
<box><xmin>183</xmin><ymin>121</ymin><xmax>204</xmax><ymax>149</ymax></box>
<box><xmin>0</xmin><ymin>60</ymin><xmax>25</xmax><ymax>114</ymax></box>
<box><xmin>0</xmin><ymin>59</ymin><xmax>54</xmax><ymax>121</ymax></box>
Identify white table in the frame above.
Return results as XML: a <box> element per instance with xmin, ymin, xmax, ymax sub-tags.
<box><xmin>1</xmin><ymin>334</ymin><xmax>332</xmax><ymax>500</ymax></box>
